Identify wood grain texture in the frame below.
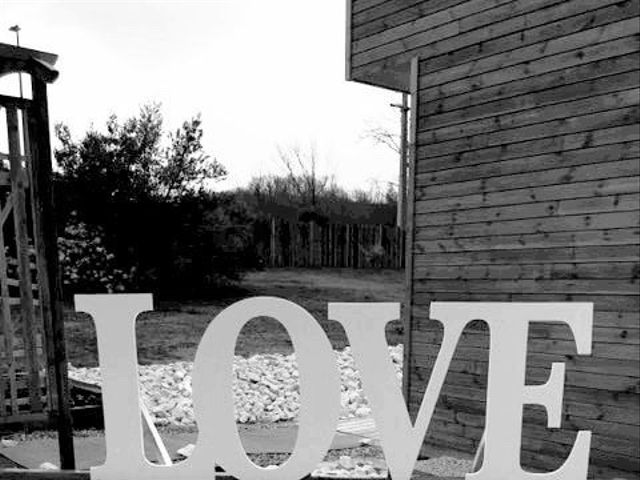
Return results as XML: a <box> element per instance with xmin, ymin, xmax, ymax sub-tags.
<box><xmin>349</xmin><ymin>0</ymin><xmax>640</xmax><ymax>90</ymax></box>
<box><xmin>416</xmin><ymin>193</ymin><xmax>640</xmax><ymax>226</ymax></box>
<box><xmin>417</xmin><ymin>124</ymin><xmax>640</xmax><ymax>169</ymax></box>
<box><xmin>418</xmin><ymin>0</ymin><xmax>640</xmax><ymax>78</ymax></box>
<box><xmin>418</xmin><ymin>88</ymin><xmax>640</xmax><ymax>144</ymax></box>
<box><xmin>30</xmin><ymin>77</ymin><xmax>76</xmax><ymax>469</ymax></box>
<box><xmin>402</xmin><ymin>57</ymin><xmax>420</xmax><ymax>406</ymax></box>
<box><xmin>418</xmin><ymin>175</ymin><xmax>640</xmax><ymax>212</ymax></box>
<box><xmin>417</xmin><ymin>106</ymin><xmax>639</xmax><ymax>158</ymax></box>
<box><xmin>418</xmin><ymin>30</ymin><xmax>640</xmax><ymax>102</ymax></box>
<box><xmin>417</xmin><ymin>142</ymin><xmax>639</xmax><ymax>193</ymax></box>
<box><xmin>416</xmin><ymin>228</ymin><xmax>639</xmax><ymax>254</ymax></box>
<box><xmin>346</xmin><ymin>0</ymin><xmax>640</xmax><ymax>474</ymax></box>
<box><xmin>419</xmin><ymin>55</ymin><xmax>640</xmax><ymax>126</ymax></box>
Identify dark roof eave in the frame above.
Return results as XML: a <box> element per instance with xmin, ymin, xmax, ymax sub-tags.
<box><xmin>0</xmin><ymin>42</ymin><xmax>59</xmax><ymax>83</ymax></box>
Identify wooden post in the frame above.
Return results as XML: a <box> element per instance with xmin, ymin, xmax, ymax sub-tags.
<box><xmin>359</xmin><ymin>224</ymin><xmax>364</xmax><ymax>268</ymax></box>
<box><xmin>344</xmin><ymin>225</ymin><xmax>349</xmax><ymax>267</ymax></box>
<box><xmin>323</xmin><ymin>224</ymin><xmax>327</xmax><ymax>267</ymax></box>
<box><xmin>319</xmin><ymin>223</ymin><xmax>323</xmax><ymax>267</ymax></box>
<box><xmin>346</xmin><ymin>224</ymin><xmax>352</xmax><ymax>268</ymax></box>
<box><xmin>398</xmin><ymin>93</ymin><xmax>409</xmax><ymax>229</ymax></box>
<box><xmin>378</xmin><ymin>225</ymin><xmax>382</xmax><ymax>267</ymax></box>
<box><xmin>269</xmin><ymin>217</ymin><xmax>277</xmax><ymax>268</ymax></box>
<box><xmin>332</xmin><ymin>224</ymin><xmax>337</xmax><ymax>268</ymax></box>
<box><xmin>29</xmin><ymin>77</ymin><xmax>75</xmax><ymax>469</ymax></box>
<box><xmin>354</xmin><ymin>224</ymin><xmax>358</xmax><ymax>268</ymax></box>
<box><xmin>291</xmin><ymin>222</ymin><xmax>296</xmax><ymax>267</ymax></box>
<box><xmin>402</xmin><ymin>57</ymin><xmax>419</xmax><ymax>408</ymax></box>
<box><xmin>309</xmin><ymin>222</ymin><xmax>315</xmax><ymax>268</ymax></box>
<box><xmin>329</xmin><ymin>224</ymin><xmax>332</xmax><ymax>267</ymax></box>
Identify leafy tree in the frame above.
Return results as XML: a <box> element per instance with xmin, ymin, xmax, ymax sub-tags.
<box><xmin>55</xmin><ymin>104</ymin><xmax>226</xmax><ymax>221</ymax></box>
<box><xmin>54</xmin><ymin>104</ymin><xmax>256</xmax><ymax>296</ymax></box>
<box><xmin>157</xmin><ymin>114</ymin><xmax>227</xmax><ymax>200</ymax></box>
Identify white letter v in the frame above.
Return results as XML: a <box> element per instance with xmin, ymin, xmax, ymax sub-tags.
<box><xmin>329</xmin><ymin>303</ymin><xmax>469</xmax><ymax>480</ymax></box>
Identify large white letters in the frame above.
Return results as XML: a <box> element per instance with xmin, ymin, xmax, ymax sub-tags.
<box><xmin>192</xmin><ymin>297</ymin><xmax>341</xmax><ymax>480</ymax></box>
<box><xmin>75</xmin><ymin>296</ymin><xmax>593</xmax><ymax>480</ymax></box>
<box><xmin>75</xmin><ymin>295</ymin><xmax>340</xmax><ymax>480</ymax></box>
<box><xmin>431</xmin><ymin>303</ymin><xmax>593</xmax><ymax>480</ymax></box>
<box><xmin>75</xmin><ymin>294</ymin><xmax>213</xmax><ymax>480</ymax></box>
<box><xmin>329</xmin><ymin>303</ymin><xmax>470</xmax><ymax>480</ymax></box>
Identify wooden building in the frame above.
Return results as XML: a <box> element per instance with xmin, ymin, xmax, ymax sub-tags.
<box><xmin>346</xmin><ymin>1</ymin><xmax>639</xmax><ymax>478</ymax></box>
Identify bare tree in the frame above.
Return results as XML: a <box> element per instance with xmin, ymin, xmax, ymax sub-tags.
<box><xmin>276</xmin><ymin>144</ymin><xmax>331</xmax><ymax>208</ymax></box>
<box><xmin>363</xmin><ymin>125</ymin><xmax>401</xmax><ymax>154</ymax></box>
<box><xmin>362</xmin><ymin>94</ymin><xmax>410</xmax><ymax>228</ymax></box>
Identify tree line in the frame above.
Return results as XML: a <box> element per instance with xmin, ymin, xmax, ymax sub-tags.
<box><xmin>53</xmin><ymin>104</ymin><xmax>397</xmax><ymax>298</ymax></box>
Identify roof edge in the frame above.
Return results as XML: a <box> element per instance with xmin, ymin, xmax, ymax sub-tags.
<box><xmin>0</xmin><ymin>43</ymin><xmax>59</xmax><ymax>83</ymax></box>
<box><xmin>0</xmin><ymin>43</ymin><xmax>58</xmax><ymax>66</ymax></box>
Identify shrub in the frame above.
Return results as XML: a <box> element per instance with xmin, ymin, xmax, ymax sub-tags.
<box><xmin>58</xmin><ymin>214</ymin><xmax>135</xmax><ymax>295</ymax></box>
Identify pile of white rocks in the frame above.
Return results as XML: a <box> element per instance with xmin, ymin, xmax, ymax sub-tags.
<box><xmin>312</xmin><ymin>455</ymin><xmax>387</xmax><ymax>478</ymax></box>
<box><xmin>69</xmin><ymin>345</ymin><xmax>404</xmax><ymax>426</ymax></box>
<box><xmin>68</xmin><ymin>346</ymin><xmax>475</xmax><ymax>480</ymax></box>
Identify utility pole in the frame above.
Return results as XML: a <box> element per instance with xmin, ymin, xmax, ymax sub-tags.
<box><xmin>9</xmin><ymin>25</ymin><xmax>23</xmax><ymax>98</ymax></box>
<box><xmin>391</xmin><ymin>93</ymin><xmax>409</xmax><ymax>229</ymax></box>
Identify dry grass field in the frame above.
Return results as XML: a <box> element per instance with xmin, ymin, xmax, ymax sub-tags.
<box><xmin>65</xmin><ymin>268</ymin><xmax>405</xmax><ymax>367</ymax></box>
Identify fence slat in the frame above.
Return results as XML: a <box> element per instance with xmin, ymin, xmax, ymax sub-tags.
<box><xmin>260</xmin><ymin>218</ymin><xmax>404</xmax><ymax>269</ymax></box>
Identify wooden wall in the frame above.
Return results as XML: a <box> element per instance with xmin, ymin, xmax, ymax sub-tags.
<box><xmin>348</xmin><ymin>0</ymin><xmax>640</xmax><ymax>478</ymax></box>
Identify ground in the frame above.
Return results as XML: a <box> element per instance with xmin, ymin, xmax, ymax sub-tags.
<box><xmin>4</xmin><ymin>268</ymin><xmax>472</xmax><ymax>478</ymax></box>
<box><xmin>65</xmin><ymin>268</ymin><xmax>405</xmax><ymax>367</ymax></box>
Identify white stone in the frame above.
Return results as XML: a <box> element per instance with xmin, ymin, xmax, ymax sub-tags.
<box><xmin>0</xmin><ymin>438</ymin><xmax>18</xmax><ymax>448</ymax></box>
<box><xmin>176</xmin><ymin>444</ymin><xmax>195</xmax><ymax>458</ymax></box>
<box><xmin>69</xmin><ymin>345</ymin><xmax>405</xmax><ymax>427</ymax></box>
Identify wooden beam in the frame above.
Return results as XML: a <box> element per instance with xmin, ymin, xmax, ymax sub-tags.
<box><xmin>0</xmin><ymin>471</ymin><xmax>89</xmax><ymax>480</ymax></box>
<box><xmin>0</xmin><ymin>43</ymin><xmax>58</xmax><ymax>84</ymax></box>
<box><xmin>0</xmin><ymin>57</ymin><xmax>58</xmax><ymax>84</ymax></box>
<box><xmin>0</xmin><ymin>470</ymin><xmax>246</xmax><ymax>480</ymax></box>
<box><xmin>397</xmin><ymin>93</ymin><xmax>409</xmax><ymax>229</ymax></box>
<box><xmin>401</xmin><ymin>56</ymin><xmax>419</xmax><ymax>410</ymax></box>
<box><xmin>0</xmin><ymin>411</ymin><xmax>48</xmax><ymax>426</ymax></box>
<box><xmin>345</xmin><ymin>0</ymin><xmax>353</xmax><ymax>81</ymax></box>
<box><xmin>0</xmin><ymin>95</ymin><xmax>32</xmax><ymax>110</ymax></box>
<box><xmin>0</xmin><ymin>43</ymin><xmax>58</xmax><ymax>66</ymax></box>
<box><xmin>29</xmin><ymin>76</ymin><xmax>75</xmax><ymax>470</ymax></box>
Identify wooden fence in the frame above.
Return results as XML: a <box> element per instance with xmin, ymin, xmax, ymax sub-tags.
<box><xmin>256</xmin><ymin>218</ymin><xmax>405</xmax><ymax>269</ymax></box>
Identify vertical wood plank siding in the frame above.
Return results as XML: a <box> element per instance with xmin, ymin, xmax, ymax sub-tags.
<box><xmin>348</xmin><ymin>0</ymin><xmax>640</xmax><ymax>477</ymax></box>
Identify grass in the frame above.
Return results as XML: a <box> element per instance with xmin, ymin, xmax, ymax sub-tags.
<box><xmin>65</xmin><ymin>268</ymin><xmax>405</xmax><ymax>367</ymax></box>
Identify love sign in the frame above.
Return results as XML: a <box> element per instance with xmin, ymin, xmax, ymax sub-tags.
<box><xmin>74</xmin><ymin>294</ymin><xmax>593</xmax><ymax>480</ymax></box>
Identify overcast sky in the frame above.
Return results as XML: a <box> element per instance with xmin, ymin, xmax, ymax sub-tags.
<box><xmin>0</xmin><ymin>1</ymin><xmax>401</xmax><ymax>192</ymax></box>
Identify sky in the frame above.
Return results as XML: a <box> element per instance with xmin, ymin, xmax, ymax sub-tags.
<box><xmin>0</xmin><ymin>0</ymin><xmax>402</xmax><ymax>192</ymax></box>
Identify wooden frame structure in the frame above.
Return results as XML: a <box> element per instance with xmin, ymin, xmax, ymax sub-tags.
<box><xmin>0</xmin><ymin>42</ymin><xmax>75</xmax><ymax>470</ymax></box>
